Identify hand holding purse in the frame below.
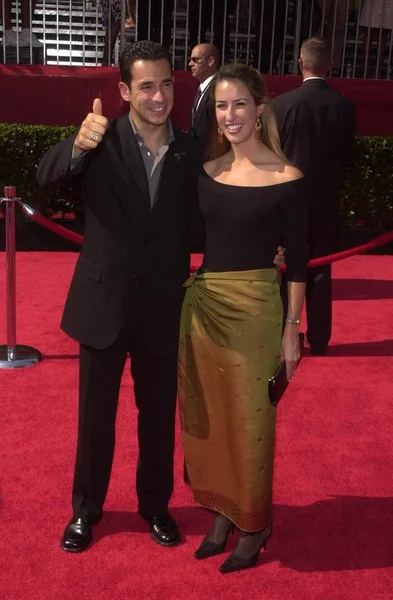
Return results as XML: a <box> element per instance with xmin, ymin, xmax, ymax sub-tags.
<box><xmin>268</xmin><ymin>333</ymin><xmax>305</xmax><ymax>407</ymax></box>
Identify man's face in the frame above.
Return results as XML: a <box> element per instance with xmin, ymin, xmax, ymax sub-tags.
<box><xmin>119</xmin><ymin>59</ymin><xmax>174</xmax><ymax>127</ymax></box>
<box><xmin>189</xmin><ymin>46</ymin><xmax>212</xmax><ymax>82</ymax></box>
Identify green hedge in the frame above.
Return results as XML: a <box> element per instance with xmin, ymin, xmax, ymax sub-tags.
<box><xmin>0</xmin><ymin>123</ymin><xmax>392</xmax><ymax>228</ymax></box>
<box><xmin>341</xmin><ymin>136</ymin><xmax>393</xmax><ymax>228</ymax></box>
<box><xmin>0</xmin><ymin>124</ymin><xmax>83</xmax><ymax>219</ymax></box>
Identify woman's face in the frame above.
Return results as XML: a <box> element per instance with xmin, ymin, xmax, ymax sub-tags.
<box><xmin>215</xmin><ymin>79</ymin><xmax>263</xmax><ymax>145</ymax></box>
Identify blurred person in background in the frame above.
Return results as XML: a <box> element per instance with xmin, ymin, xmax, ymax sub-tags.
<box><xmin>359</xmin><ymin>0</ymin><xmax>393</xmax><ymax>77</ymax></box>
<box><xmin>100</xmin><ymin>0</ymin><xmax>134</xmax><ymax>66</ymax></box>
<box><xmin>0</xmin><ymin>0</ymin><xmax>42</xmax><ymax>50</ymax></box>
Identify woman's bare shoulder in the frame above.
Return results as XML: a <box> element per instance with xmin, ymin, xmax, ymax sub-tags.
<box><xmin>278</xmin><ymin>163</ymin><xmax>304</xmax><ymax>183</ymax></box>
<box><xmin>203</xmin><ymin>154</ymin><xmax>231</xmax><ymax>177</ymax></box>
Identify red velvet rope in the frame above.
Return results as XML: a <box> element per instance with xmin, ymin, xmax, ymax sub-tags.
<box><xmin>21</xmin><ymin>203</ymin><xmax>393</xmax><ymax>270</ymax></box>
<box><xmin>21</xmin><ymin>205</ymin><xmax>85</xmax><ymax>245</ymax></box>
<box><xmin>278</xmin><ymin>228</ymin><xmax>393</xmax><ymax>272</ymax></box>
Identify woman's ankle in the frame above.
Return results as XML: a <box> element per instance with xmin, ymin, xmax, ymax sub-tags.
<box><xmin>206</xmin><ymin>513</ymin><xmax>234</xmax><ymax>543</ymax></box>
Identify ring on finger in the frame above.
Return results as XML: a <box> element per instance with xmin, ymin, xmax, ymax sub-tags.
<box><xmin>91</xmin><ymin>131</ymin><xmax>99</xmax><ymax>141</ymax></box>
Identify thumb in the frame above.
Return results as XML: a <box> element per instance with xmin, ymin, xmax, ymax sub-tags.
<box><xmin>92</xmin><ymin>98</ymin><xmax>102</xmax><ymax>116</ymax></box>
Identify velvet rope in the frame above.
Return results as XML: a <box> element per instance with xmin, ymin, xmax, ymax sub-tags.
<box><xmin>21</xmin><ymin>204</ymin><xmax>85</xmax><ymax>245</ymax></box>
<box><xmin>21</xmin><ymin>203</ymin><xmax>393</xmax><ymax>271</ymax></box>
<box><xmin>277</xmin><ymin>229</ymin><xmax>393</xmax><ymax>273</ymax></box>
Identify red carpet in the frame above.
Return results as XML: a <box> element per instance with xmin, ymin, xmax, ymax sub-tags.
<box><xmin>1</xmin><ymin>252</ymin><xmax>393</xmax><ymax>600</ymax></box>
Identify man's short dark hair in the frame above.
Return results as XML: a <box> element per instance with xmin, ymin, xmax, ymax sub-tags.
<box><xmin>120</xmin><ymin>41</ymin><xmax>172</xmax><ymax>87</ymax></box>
<box><xmin>300</xmin><ymin>36</ymin><xmax>332</xmax><ymax>73</ymax></box>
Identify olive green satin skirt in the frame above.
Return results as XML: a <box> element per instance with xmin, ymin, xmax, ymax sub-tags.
<box><xmin>178</xmin><ymin>268</ymin><xmax>282</xmax><ymax>532</ymax></box>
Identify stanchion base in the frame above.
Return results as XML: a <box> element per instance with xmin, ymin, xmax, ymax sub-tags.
<box><xmin>0</xmin><ymin>345</ymin><xmax>43</xmax><ymax>369</ymax></box>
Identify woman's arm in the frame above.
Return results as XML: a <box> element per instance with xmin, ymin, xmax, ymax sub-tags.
<box><xmin>281</xmin><ymin>281</ymin><xmax>306</xmax><ymax>380</ymax></box>
<box><xmin>279</xmin><ymin>171</ymin><xmax>309</xmax><ymax>380</ymax></box>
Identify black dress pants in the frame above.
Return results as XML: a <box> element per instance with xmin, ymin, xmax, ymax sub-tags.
<box><xmin>71</xmin><ymin>287</ymin><xmax>178</xmax><ymax>521</ymax></box>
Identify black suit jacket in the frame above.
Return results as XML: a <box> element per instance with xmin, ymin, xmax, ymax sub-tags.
<box><xmin>272</xmin><ymin>79</ymin><xmax>356</xmax><ymax>227</ymax></box>
<box><xmin>189</xmin><ymin>78</ymin><xmax>215</xmax><ymax>155</ymax></box>
<box><xmin>37</xmin><ymin>115</ymin><xmax>204</xmax><ymax>355</ymax></box>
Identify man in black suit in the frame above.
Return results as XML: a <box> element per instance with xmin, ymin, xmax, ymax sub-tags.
<box><xmin>189</xmin><ymin>43</ymin><xmax>220</xmax><ymax>154</ymax></box>
<box><xmin>37</xmin><ymin>41</ymin><xmax>205</xmax><ymax>553</ymax></box>
<box><xmin>272</xmin><ymin>36</ymin><xmax>355</xmax><ymax>354</ymax></box>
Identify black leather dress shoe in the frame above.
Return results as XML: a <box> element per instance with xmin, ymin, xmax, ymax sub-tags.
<box><xmin>147</xmin><ymin>514</ymin><xmax>181</xmax><ymax>547</ymax></box>
<box><xmin>61</xmin><ymin>515</ymin><xmax>100</xmax><ymax>553</ymax></box>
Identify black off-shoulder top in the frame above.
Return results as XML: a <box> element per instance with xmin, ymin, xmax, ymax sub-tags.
<box><xmin>198</xmin><ymin>171</ymin><xmax>309</xmax><ymax>282</ymax></box>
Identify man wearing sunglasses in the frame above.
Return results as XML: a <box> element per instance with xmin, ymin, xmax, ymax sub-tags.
<box><xmin>189</xmin><ymin>43</ymin><xmax>220</xmax><ymax>153</ymax></box>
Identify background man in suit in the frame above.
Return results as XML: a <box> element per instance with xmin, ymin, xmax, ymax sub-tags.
<box><xmin>189</xmin><ymin>43</ymin><xmax>220</xmax><ymax>153</ymax></box>
<box><xmin>37</xmin><ymin>41</ymin><xmax>204</xmax><ymax>553</ymax></box>
<box><xmin>273</xmin><ymin>36</ymin><xmax>356</xmax><ymax>355</ymax></box>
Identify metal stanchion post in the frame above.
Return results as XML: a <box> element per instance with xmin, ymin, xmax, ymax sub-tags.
<box><xmin>0</xmin><ymin>186</ymin><xmax>43</xmax><ymax>369</ymax></box>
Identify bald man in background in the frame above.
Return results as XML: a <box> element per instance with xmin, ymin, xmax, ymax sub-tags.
<box><xmin>189</xmin><ymin>43</ymin><xmax>220</xmax><ymax>154</ymax></box>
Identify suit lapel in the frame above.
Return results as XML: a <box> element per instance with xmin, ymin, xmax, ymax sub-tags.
<box><xmin>102</xmin><ymin>114</ymin><xmax>150</xmax><ymax>227</ymax></box>
<box><xmin>116</xmin><ymin>114</ymin><xmax>150</xmax><ymax>197</ymax></box>
<box><xmin>109</xmin><ymin>119</ymin><xmax>185</xmax><ymax>218</ymax></box>
<box><xmin>192</xmin><ymin>79</ymin><xmax>214</xmax><ymax>130</ymax></box>
<box><xmin>153</xmin><ymin>133</ymin><xmax>185</xmax><ymax>210</ymax></box>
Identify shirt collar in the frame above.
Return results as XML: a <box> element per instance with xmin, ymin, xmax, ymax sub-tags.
<box><xmin>303</xmin><ymin>76</ymin><xmax>326</xmax><ymax>82</ymax></box>
<box><xmin>129</xmin><ymin>113</ymin><xmax>175</xmax><ymax>146</ymax></box>
<box><xmin>199</xmin><ymin>74</ymin><xmax>215</xmax><ymax>93</ymax></box>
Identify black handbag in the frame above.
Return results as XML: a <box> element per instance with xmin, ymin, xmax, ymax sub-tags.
<box><xmin>268</xmin><ymin>333</ymin><xmax>305</xmax><ymax>407</ymax></box>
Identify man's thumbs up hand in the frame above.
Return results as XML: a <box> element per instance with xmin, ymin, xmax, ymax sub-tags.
<box><xmin>92</xmin><ymin>98</ymin><xmax>103</xmax><ymax>116</ymax></box>
<box><xmin>74</xmin><ymin>98</ymin><xmax>109</xmax><ymax>155</ymax></box>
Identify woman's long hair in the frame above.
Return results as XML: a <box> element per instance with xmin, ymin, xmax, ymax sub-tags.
<box><xmin>206</xmin><ymin>62</ymin><xmax>287</xmax><ymax>163</ymax></box>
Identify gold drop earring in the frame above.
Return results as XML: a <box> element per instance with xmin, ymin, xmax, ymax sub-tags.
<box><xmin>254</xmin><ymin>118</ymin><xmax>262</xmax><ymax>140</ymax></box>
<box><xmin>217</xmin><ymin>126</ymin><xmax>224</xmax><ymax>144</ymax></box>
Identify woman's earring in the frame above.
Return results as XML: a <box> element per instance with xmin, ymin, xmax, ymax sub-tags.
<box><xmin>254</xmin><ymin>118</ymin><xmax>262</xmax><ymax>140</ymax></box>
<box><xmin>217</xmin><ymin>126</ymin><xmax>224</xmax><ymax>144</ymax></box>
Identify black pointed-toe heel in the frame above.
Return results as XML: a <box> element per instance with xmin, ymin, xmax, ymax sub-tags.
<box><xmin>194</xmin><ymin>524</ymin><xmax>235</xmax><ymax>560</ymax></box>
<box><xmin>219</xmin><ymin>526</ymin><xmax>272</xmax><ymax>574</ymax></box>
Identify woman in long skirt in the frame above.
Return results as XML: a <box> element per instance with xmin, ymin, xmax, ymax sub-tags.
<box><xmin>178</xmin><ymin>63</ymin><xmax>309</xmax><ymax>574</ymax></box>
